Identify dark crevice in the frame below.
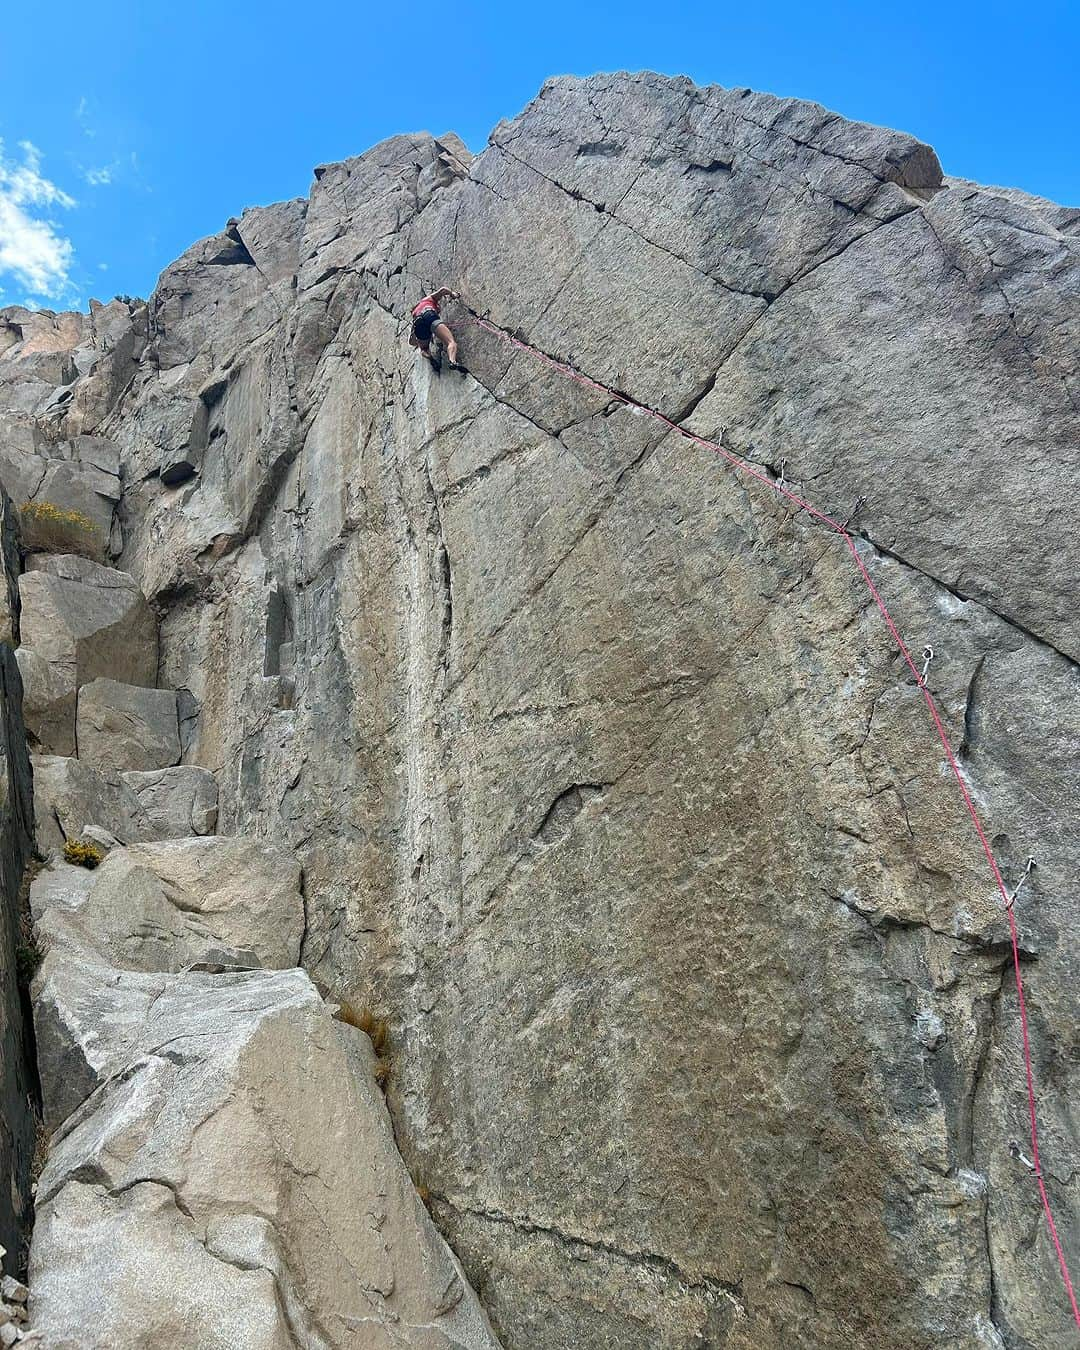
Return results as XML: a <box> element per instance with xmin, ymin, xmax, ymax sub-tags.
<box><xmin>959</xmin><ymin>654</ymin><xmax>987</xmax><ymax>759</ymax></box>
<box><xmin>437</xmin><ymin>542</ymin><xmax>453</xmax><ymax>669</ymax></box>
<box><xmin>685</xmin><ymin>158</ymin><xmax>733</xmax><ymax>176</ymax></box>
<box><xmin>533</xmin><ymin>783</ymin><xmax>609</xmax><ymax>846</ymax></box>
<box><xmin>577</xmin><ymin>140</ymin><xmax>623</xmax><ymax>159</ymax></box>
<box><xmin>421</xmin><ymin>462</ymin><xmax>454</xmax><ymax>674</ymax></box>
<box><xmin>205</xmin><ymin>233</ymin><xmax>257</xmax><ymax>268</ymax></box>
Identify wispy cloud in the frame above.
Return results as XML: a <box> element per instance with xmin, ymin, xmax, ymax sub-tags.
<box><xmin>0</xmin><ymin>139</ymin><xmax>77</xmax><ymax>301</ymax></box>
<box><xmin>83</xmin><ymin>165</ymin><xmax>114</xmax><ymax>187</ymax></box>
<box><xmin>75</xmin><ymin>96</ymin><xmax>96</xmax><ymax>139</ymax></box>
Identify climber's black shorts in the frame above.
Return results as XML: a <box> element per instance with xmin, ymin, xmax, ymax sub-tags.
<box><xmin>412</xmin><ymin>309</ymin><xmax>441</xmax><ymax>343</ymax></box>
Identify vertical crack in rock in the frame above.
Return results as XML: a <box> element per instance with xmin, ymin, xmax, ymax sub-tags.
<box><xmin>959</xmin><ymin>653</ymin><xmax>987</xmax><ymax>759</ymax></box>
<box><xmin>422</xmin><ymin>461</ymin><xmax>454</xmax><ymax>676</ymax></box>
<box><xmin>970</xmin><ymin>965</ymin><xmax>1009</xmax><ymax>1342</ymax></box>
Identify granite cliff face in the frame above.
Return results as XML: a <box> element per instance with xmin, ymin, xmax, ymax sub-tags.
<box><xmin>0</xmin><ymin>71</ymin><xmax>1077</xmax><ymax>1348</ymax></box>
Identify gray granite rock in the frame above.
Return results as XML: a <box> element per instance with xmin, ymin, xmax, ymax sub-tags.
<box><xmin>25</xmin><ymin>458</ymin><xmax>119</xmax><ymax>552</ymax></box>
<box><xmin>36</xmin><ymin>836</ymin><xmax>303</xmax><ymax>976</ymax></box>
<box><xmin>0</xmin><ymin>450</ymin><xmax>46</xmax><ymax>516</ymax></box>
<box><xmin>5</xmin><ymin>71</ymin><xmax>1079</xmax><ymax>1350</ymax></box>
<box><xmin>29</xmin><ymin>966</ymin><xmax>500</xmax><ymax>1349</ymax></box>
<box><xmin>16</xmin><ymin>559</ymin><xmax>157</xmax><ymax>755</ymax></box>
<box><xmin>76</xmin><ymin>678</ymin><xmax>179</xmax><ymax>773</ymax></box>
<box><xmin>65</xmin><ymin>434</ymin><xmax>120</xmax><ymax>476</ymax></box>
<box><xmin>27</xmin><ymin>863</ymin><xmax>94</xmax><ymax>927</ymax></box>
<box><xmin>120</xmin><ymin>765</ymin><xmax>218</xmax><ymax>836</ymax></box>
<box><xmin>30</xmin><ymin>754</ymin><xmax>144</xmax><ymax>854</ymax></box>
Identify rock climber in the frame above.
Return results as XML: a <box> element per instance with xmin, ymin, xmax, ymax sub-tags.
<box><xmin>409</xmin><ymin>287</ymin><xmax>465</xmax><ymax>372</ymax></box>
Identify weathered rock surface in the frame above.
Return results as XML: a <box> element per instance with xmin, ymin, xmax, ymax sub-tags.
<box><xmin>36</xmin><ymin>837</ymin><xmax>303</xmax><ymax>976</ymax></box>
<box><xmin>3</xmin><ymin>70</ymin><xmax>1078</xmax><ymax>1349</ymax></box>
<box><xmin>76</xmin><ymin>678</ymin><xmax>179</xmax><ymax>773</ymax></box>
<box><xmin>30</xmin><ymin>967</ymin><xmax>499</xmax><ymax>1349</ymax></box>
<box><xmin>30</xmin><ymin>756</ymin><xmax>217</xmax><ymax>854</ymax></box>
<box><xmin>16</xmin><ymin>558</ymin><xmax>157</xmax><ymax>755</ymax></box>
<box><xmin>16</xmin><ymin>457</ymin><xmax>120</xmax><ymax>558</ymax></box>
<box><xmin>30</xmin><ymin>754</ymin><xmax>144</xmax><ymax>854</ymax></box>
<box><xmin>26</xmin><ymin>837</ymin><xmax>499</xmax><ymax>1347</ymax></box>
<box><xmin>120</xmin><ymin>765</ymin><xmax>218</xmax><ymax>836</ymax></box>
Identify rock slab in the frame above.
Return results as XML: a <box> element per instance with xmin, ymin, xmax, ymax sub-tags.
<box><xmin>76</xmin><ymin>678</ymin><xmax>180</xmax><ymax>773</ymax></box>
<box><xmin>16</xmin><ymin>558</ymin><xmax>157</xmax><ymax>755</ymax></box>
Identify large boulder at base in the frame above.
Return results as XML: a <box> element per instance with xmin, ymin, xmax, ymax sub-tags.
<box><xmin>16</xmin><ymin>557</ymin><xmax>157</xmax><ymax>755</ymax></box>
<box><xmin>76</xmin><ymin>678</ymin><xmax>180</xmax><ymax>773</ymax></box>
<box><xmin>28</xmin><ymin>968</ymin><xmax>500</xmax><ymax>1350</ymax></box>
<box><xmin>120</xmin><ymin>765</ymin><xmax>218</xmax><ymax>836</ymax></box>
<box><xmin>37</xmin><ymin>836</ymin><xmax>304</xmax><ymax>976</ymax></box>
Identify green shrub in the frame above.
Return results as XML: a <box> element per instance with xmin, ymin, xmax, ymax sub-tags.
<box><xmin>15</xmin><ymin>935</ymin><xmax>41</xmax><ymax>987</ymax></box>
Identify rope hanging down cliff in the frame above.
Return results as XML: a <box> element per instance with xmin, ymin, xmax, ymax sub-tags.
<box><xmin>459</xmin><ymin>304</ymin><xmax>1080</xmax><ymax>1332</ymax></box>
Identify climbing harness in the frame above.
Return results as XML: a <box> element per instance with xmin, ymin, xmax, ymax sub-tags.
<box><xmin>461</xmin><ymin>304</ymin><xmax>1080</xmax><ymax>1330</ymax></box>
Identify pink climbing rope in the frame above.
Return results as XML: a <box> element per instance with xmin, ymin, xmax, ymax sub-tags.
<box><xmin>465</xmin><ymin>308</ymin><xmax>1080</xmax><ymax>1331</ymax></box>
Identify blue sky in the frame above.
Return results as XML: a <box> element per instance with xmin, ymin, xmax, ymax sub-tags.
<box><xmin>1</xmin><ymin>1</ymin><xmax>1076</xmax><ymax>311</ymax></box>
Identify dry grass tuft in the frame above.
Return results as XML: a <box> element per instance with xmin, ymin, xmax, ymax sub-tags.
<box><xmin>20</xmin><ymin>500</ymin><xmax>104</xmax><ymax>560</ymax></box>
<box><xmin>333</xmin><ymin>1002</ymin><xmax>390</xmax><ymax>1055</ymax></box>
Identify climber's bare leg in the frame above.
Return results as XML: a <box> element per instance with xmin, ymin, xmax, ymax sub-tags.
<box><xmin>434</xmin><ymin>322</ymin><xmax>458</xmax><ymax>366</ymax></box>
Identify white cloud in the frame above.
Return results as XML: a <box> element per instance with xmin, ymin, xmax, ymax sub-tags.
<box><xmin>84</xmin><ymin>165</ymin><xmax>113</xmax><ymax>186</ymax></box>
<box><xmin>0</xmin><ymin>139</ymin><xmax>77</xmax><ymax>300</ymax></box>
<box><xmin>75</xmin><ymin>96</ymin><xmax>96</xmax><ymax>138</ymax></box>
